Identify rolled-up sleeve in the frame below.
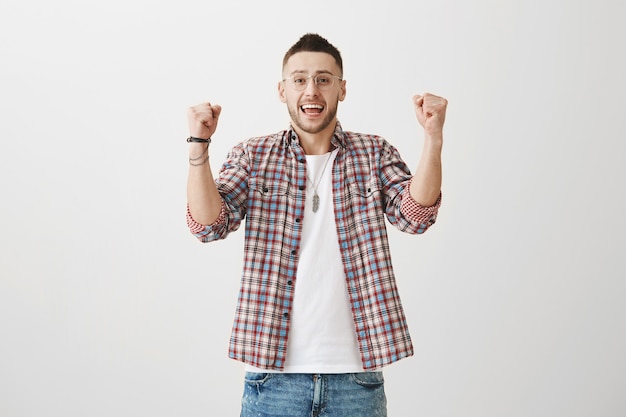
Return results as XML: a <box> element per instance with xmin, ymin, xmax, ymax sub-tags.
<box><xmin>186</xmin><ymin>141</ymin><xmax>250</xmax><ymax>243</ymax></box>
<box><xmin>186</xmin><ymin>201</ymin><xmax>230</xmax><ymax>241</ymax></box>
<box><xmin>378</xmin><ymin>139</ymin><xmax>441</xmax><ymax>235</ymax></box>
<box><xmin>400</xmin><ymin>182</ymin><xmax>441</xmax><ymax>234</ymax></box>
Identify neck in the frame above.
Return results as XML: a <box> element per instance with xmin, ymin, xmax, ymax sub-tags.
<box><xmin>292</xmin><ymin>121</ymin><xmax>336</xmax><ymax>155</ymax></box>
<box><xmin>300</xmin><ymin>136</ymin><xmax>332</xmax><ymax>155</ymax></box>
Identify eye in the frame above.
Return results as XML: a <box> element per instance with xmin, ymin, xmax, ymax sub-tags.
<box><xmin>316</xmin><ymin>76</ymin><xmax>331</xmax><ymax>85</ymax></box>
<box><xmin>293</xmin><ymin>77</ymin><xmax>306</xmax><ymax>84</ymax></box>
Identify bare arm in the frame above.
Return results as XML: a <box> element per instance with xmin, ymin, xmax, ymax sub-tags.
<box><xmin>186</xmin><ymin>102</ymin><xmax>223</xmax><ymax>225</ymax></box>
<box><xmin>409</xmin><ymin>93</ymin><xmax>447</xmax><ymax>206</ymax></box>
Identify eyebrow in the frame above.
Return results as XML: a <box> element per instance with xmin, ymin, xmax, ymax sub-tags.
<box><xmin>288</xmin><ymin>70</ymin><xmax>334</xmax><ymax>76</ymax></box>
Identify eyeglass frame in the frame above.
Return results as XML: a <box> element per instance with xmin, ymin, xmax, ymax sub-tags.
<box><xmin>282</xmin><ymin>72</ymin><xmax>343</xmax><ymax>91</ymax></box>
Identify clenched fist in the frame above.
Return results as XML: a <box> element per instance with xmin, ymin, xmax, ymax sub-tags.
<box><xmin>413</xmin><ymin>93</ymin><xmax>448</xmax><ymax>138</ymax></box>
<box><xmin>187</xmin><ymin>102</ymin><xmax>222</xmax><ymax>139</ymax></box>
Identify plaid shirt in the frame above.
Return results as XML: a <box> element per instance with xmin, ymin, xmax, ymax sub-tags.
<box><xmin>187</xmin><ymin>122</ymin><xmax>441</xmax><ymax>371</ymax></box>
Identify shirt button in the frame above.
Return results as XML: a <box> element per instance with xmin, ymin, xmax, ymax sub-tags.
<box><xmin>262</xmin><ymin>187</ymin><xmax>268</xmax><ymax>193</ymax></box>
<box><xmin>299</xmin><ymin>158</ymin><xmax>305</xmax><ymax>163</ymax></box>
<box><xmin>299</xmin><ymin>185</ymin><xmax>305</xmax><ymax>191</ymax></box>
<box><xmin>295</xmin><ymin>218</ymin><xmax>301</xmax><ymax>223</ymax></box>
<box><xmin>287</xmin><ymin>280</ymin><xmax>293</xmax><ymax>286</ymax></box>
<box><xmin>291</xmin><ymin>250</ymin><xmax>297</xmax><ymax>256</ymax></box>
<box><xmin>283</xmin><ymin>312</ymin><xmax>289</xmax><ymax>319</ymax></box>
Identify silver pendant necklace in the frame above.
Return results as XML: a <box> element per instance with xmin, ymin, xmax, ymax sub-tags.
<box><xmin>306</xmin><ymin>152</ymin><xmax>333</xmax><ymax>213</ymax></box>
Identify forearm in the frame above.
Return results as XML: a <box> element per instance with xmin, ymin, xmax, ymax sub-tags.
<box><xmin>410</xmin><ymin>135</ymin><xmax>442</xmax><ymax>207</ymax></box>
<box><xmin>187</xmin><ymin>143</ymin><xmax>223</xmax><ymax>225</ymax></box>
<box><xmin>409</xmin><ymin>93</ymin><xmax>447</xmax><ymax>206</ymax></box>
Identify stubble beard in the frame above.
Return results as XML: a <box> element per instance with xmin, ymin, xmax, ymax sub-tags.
<box><xmin>288</xmin><ymin>103</ymin><xmax>338</xmax><ymax>135</ymax></box>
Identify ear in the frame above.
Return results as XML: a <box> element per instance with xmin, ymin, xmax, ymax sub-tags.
<box><xmin>278</xmin><ymin>81</ymin><xmax>287</xmax><ymax>103</ymax></box>
<box><xmin>338</xmin><ymin>79</ymin><xmax>347</xmax><ymax>102</ymax></box>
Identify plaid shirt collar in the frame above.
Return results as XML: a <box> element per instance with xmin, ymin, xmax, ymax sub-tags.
<box><xmin>286</xmin><ymin>121</ymin><xmax>347</xmax><ymax>150</ymax></box>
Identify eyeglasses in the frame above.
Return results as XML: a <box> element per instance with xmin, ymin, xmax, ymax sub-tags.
<box><xmin>282</xmin><ymin>73</ymin><xmax>342</xmax><ymax>91</ymax></box>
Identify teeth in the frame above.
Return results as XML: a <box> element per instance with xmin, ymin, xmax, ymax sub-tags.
<box><xmin>301</xmin><ymin>104</ymin><xmax>323</xmax><ymax>109</ymax></box>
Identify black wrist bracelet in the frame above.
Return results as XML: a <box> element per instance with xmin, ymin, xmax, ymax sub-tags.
<box><xmin>187</xmin><ymin>136</ymin><xmax>211</xmax><ymax>144</ymax></box>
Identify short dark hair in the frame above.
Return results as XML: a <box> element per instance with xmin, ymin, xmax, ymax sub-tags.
<box><xmin>282</xmin><ymin>33</ymin><xmax>343</xmax><ymax>75</ymax></box>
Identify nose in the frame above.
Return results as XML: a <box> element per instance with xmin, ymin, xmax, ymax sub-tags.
<box><xmin>303</xmin><ymin>77</ymin><xmax>320</xmax><ymax>95</ymax></box>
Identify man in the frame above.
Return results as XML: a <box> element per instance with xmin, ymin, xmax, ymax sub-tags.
<box><xmin>186</xmin><ymin>33</ymin><xmax>446</xmax><ymax>417</ymax></box>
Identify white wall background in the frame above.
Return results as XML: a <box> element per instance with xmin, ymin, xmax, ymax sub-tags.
<box><xmin>1</xmin><ymin>0</ymin><xmax>625</xmax><ymax>416</ymax></box>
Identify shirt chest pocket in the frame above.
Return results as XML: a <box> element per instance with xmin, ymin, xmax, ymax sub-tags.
<box><xmin>248</xmin><ymin>177</ymin><xmax>291</xmax><ymax>211</ymax></box>
<box><xmin>347</xmin><ymin>177</ymin><xmax>383</xmax><ymax>210</ymax></box>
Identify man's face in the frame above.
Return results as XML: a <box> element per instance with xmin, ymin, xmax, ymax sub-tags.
<box><xmin>278</xmin><ymin>51</ymin><xmax>346</xmax><ymax>135</ymax></box>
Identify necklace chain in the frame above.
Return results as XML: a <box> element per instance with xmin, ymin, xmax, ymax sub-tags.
<box><xmin>306</xmin><ymin>152</ymin><xmax>333</xmax><ymax>189</ymax></box>
<box><xmin>306</xmin><ymin>152</ymin><xmax>333</xmax><ymax>213</ymax></box>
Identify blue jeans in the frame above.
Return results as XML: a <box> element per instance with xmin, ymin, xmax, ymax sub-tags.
<box><xmin>240</xmin><ymin>372</ymin><xmax>387</xmax><ymax>417</ymax></box>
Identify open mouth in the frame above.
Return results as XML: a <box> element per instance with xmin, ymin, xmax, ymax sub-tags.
<box><xmin>300</xmin><ymin>104</ymin><xmax>324</xmax><ymax>115</ymax></box>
